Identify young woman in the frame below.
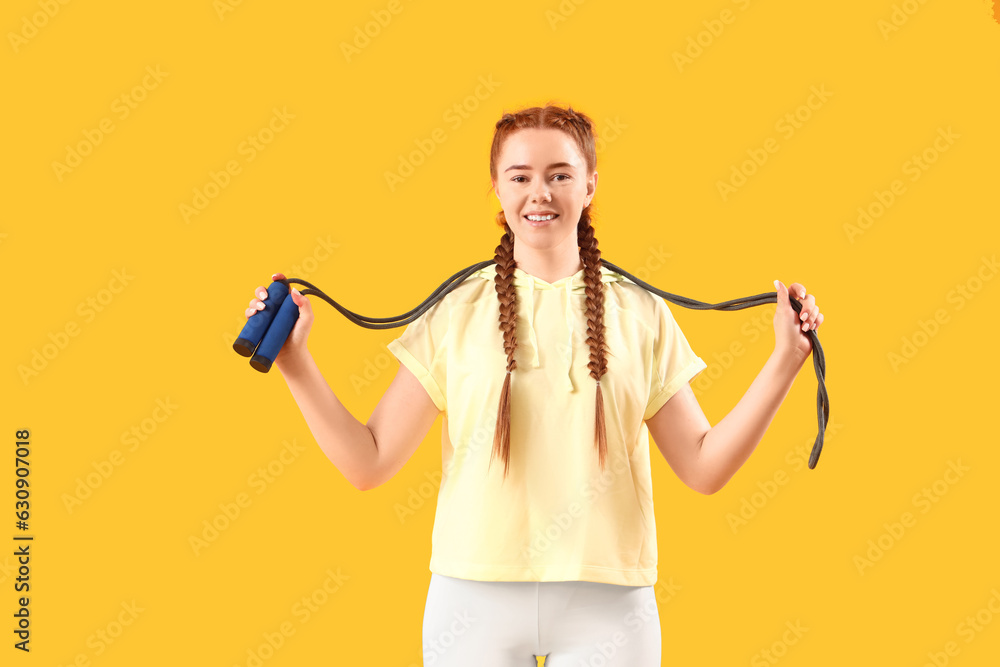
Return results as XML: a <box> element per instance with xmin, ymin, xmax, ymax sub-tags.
<box><xmin>243</xmin><ymin>104</ymin><xmax>824</xmax><ymax>666</ymax></box>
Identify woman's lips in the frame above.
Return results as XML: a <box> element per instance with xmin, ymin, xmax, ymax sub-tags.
<box><xmin>525</xmin><ymin>214</ymin><xmax>558</xmax><ymax>227</ymax></box>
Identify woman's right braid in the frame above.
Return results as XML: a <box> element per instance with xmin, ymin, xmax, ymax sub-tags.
<box><xmin>490</xmin><ymin>223</ymin><xmax>518</xmax><ymax>481</ymax></box>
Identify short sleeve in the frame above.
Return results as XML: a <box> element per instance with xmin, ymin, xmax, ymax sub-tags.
<box><xmin>386</xmin><ymin>300</ymin><xmax>450</xmax><ymax>412</ymax></box>
<box><xmin>643</xmin><ymin>297</ymin><xmax>707</xmax><ymax>421</ymax></box>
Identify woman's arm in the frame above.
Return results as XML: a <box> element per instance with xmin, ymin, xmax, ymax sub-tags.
<box><xmin>647</xmin><ymin>349</ymin><xmax>805</xmax><ymax>495</ymax></box>
<box><xmin>248</xmin><ymin>273</ymin><xmax>439</xmax><ymax>491</ymax></box>
<box><xmin>701</xmin><ymin>350</ymin><xmax>804</xmax><ymax>494</ymax></box>
<box><xmin>647</xmin><ymin>279</ymin><xmax>823</xmax><ymax>494</ymax></box>
<box><xmin>278</xmin><ymin>351</ymin><xmax>441</xmax><ymax>492</ymax></box>
<box><xmin>277</xmin><ymin>350</ymin><xmax>380</xmax><ymax>491</ymax></box>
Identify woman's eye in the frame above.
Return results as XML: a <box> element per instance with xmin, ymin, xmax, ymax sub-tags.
<box><xmin>511</xmin><ymin>174</ymin><xmax>570</xmax><ymax>183</ymax></box>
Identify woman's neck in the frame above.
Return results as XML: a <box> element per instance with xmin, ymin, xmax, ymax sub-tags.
<box><xmin>513</xmin><ymin>251</ymin><xmax>583</xmax><ymax>285</ymax></box>
<box><xmin>513</xmin><ymin>236</ymin><xmax>584</xmax><ymax>284</ymax></box>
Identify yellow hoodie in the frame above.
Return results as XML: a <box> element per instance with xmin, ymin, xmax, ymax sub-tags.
<box><xmin>386</xmin><ymin>263</ymin><xmax>707</xmax><ymax>586</ymax></box>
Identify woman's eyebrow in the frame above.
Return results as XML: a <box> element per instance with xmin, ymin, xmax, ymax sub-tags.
<box><xmin>504</xmin><ymin>162</ymin><xmax>576</xmax><ymax>172</ymax></box>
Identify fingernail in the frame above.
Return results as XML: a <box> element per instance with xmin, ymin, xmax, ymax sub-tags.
<box><xmin>773</xmin><ymin>280</ymin><xmax>780</xmax><ymax>290</ymax></box>
<box><xmin>292</xmin><ymin>288</ymin><xmax>301</xmax><ymax>296</ymax></box>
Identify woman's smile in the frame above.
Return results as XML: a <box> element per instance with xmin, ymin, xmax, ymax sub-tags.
<box><xmin>525</xmin><ymin>213</ymin><xmax>559</xmax><ymax>227</ymax></box>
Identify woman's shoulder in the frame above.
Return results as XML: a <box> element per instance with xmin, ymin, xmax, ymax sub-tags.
<box><xmin>403</xmin><ymin>267</ymin><xmax>495</xmax><ymax>323</ymax></box>
<box><xmin>602</xmin><ymin>269</ymin><xmax>680</xmax><ymax>337</ymax></box>
<box><xmin>602</xmin><ymin>269</ymin><xmax>660</xmax><ymax>309</ymax></box>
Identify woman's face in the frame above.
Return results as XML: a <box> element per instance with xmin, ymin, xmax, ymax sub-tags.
<box><xmin>493</xmin><ymin>127</ymin><xmax>597</xmax><ymax>254</ymax></box>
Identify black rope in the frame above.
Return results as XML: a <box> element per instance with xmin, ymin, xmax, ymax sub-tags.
<box><xmin>274</xmin><ymin>258</ymin><xmax>829</xmax><ymax>469</ymax></box>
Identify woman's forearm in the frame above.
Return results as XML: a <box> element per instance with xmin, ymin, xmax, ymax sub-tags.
<box><xmin>698</xmin><ymin>350</ymin><xmax>807</xmax><ymax>493</ymax></box>
<box><xmin>277</xmin><ymin>350</ymin><xmax>378</xmax><ymax>491</ymax></box>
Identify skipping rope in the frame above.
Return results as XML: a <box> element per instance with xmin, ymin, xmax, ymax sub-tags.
<box><xmin>233</xmin><ymin>259</ymin><xmax>830</xmax><ymax>469</ymax></box>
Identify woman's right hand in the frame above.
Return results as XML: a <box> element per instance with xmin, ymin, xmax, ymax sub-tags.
<box><xmin>245</xmin><ymin>272</ymin><xmax>315</xmax><ymax>370</ymax></box>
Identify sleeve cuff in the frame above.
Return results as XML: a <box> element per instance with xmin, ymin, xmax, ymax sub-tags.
<box><xmin>643</xmin><ymin>356</ymin><xmax>707</xmax><ymax>421</ymax></box>
<box><xmin>387</xmin><ymin>340</ymin><xmax>446</xmax><ymax>412</ymax></box>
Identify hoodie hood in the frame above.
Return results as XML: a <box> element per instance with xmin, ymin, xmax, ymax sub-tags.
<box><xmin>470</xmin><ymin>264</ymin><xmax>628</xmax><ymax>392</ymax></box>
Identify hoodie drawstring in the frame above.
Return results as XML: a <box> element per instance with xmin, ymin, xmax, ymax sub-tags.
<box><xmin>524</xmin><ymin>280</ymin><xmax>540</xmax><ymax>368</ymax></box>
<box><xmin>521</xmin><ymin>275</ymin><xmax>575</xmax><ymax>392</ymax></box>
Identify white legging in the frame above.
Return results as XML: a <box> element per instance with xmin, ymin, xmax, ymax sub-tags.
<box><xmin>422</xmin><ymin>573</ymin><xmax>661</xmax><ymax>666</ymax></box>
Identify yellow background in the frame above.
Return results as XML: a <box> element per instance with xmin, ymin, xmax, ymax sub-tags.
<box><xmin>5</xmin><ymin>0</ymin><xmax>1000</xmax><ymax>665</ymax></box>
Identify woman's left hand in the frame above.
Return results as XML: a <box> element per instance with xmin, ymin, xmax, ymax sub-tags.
<box><xmin>773</xmin><ymin>279</ymin><xmax>824</xmax><ymax>361</ymax></box>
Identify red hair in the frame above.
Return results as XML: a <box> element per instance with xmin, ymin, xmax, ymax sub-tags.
<box><xmin>486</xmin><ymin>103</ymin><xmax>609</xmax><ymax>482</ymax></box>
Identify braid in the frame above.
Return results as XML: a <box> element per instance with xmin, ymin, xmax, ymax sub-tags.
<box><xmin>488</xmin><ymin>207</ymin><xmax>611</xmax><ymax>480</ymax></box>
<box><xmin>490</xmin><ymin>221</ymin><xmax>518</xmax><ymax>481</ymax></box>
<box><xmin>495</xmin><ymin>113</ymin><xmax>517</xmax><ymax>130</ymax></box>
<box><xmin>579</xmin><ymin>207</ymin><xmax>610</xmax><ymax>470</ymax></box>
<box><xmin>561</xmin><ymin>107</ymin><xmax>594</xmax><ymax>135</ymax></box>
<box><xmin>486</xmin><ymin>103</ymin><xmax>605</xmax><ymax>480</ymax></box>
